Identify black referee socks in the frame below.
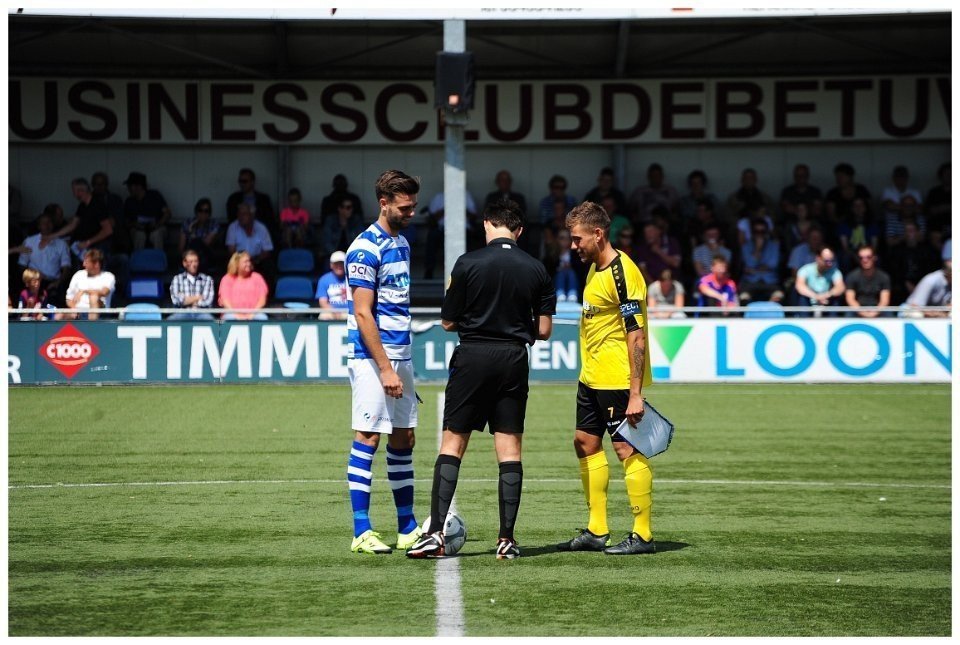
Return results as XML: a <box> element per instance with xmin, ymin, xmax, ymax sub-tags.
<box><xmin>430</xmin><ymin>454</ymin><xmax>461</xmax><ymax>533</ymax></box>
<box><xmin>498</xmin><ymin>461</ymin><xmax>523</xmax><ymax>540</ymax></box>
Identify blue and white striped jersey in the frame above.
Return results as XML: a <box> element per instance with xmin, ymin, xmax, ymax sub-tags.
<box><xmin>345</xmin><ymin>222</ymin><xmax>412</xmax><ymax>360</ymax></box>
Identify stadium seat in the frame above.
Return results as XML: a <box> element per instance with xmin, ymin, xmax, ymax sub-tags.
<box><xmin>277</xmin><ymin>248</ymin><xmax>314</xmax><ymax>275</ymax></box>
<box><xmin>274</xmin><ymin>276</ymin><xmax>315</xmax><ymax>303</ymax></box>
<box><xmin>743</xmin><ymin>301</ymin><xmax>785</xmax><ymax>319</ymax></box>
<box><xmin>129</xmin><ymin>248</ymin><xmax>168</xmax><ymax>274</ymax></box>
<box><xmin>126</xmin><ymin>277</ymin><xmax>164</xmax><ymax>303</ymax></box>
<box><xmin>120</xmin><ymin>303</ymin><xmax>162</xmax><ymax>320</ymax></box>
<box><xmin>554</xmin><ymin>301</ymin><xmax>582</xmax><ymax>320</ymax></box>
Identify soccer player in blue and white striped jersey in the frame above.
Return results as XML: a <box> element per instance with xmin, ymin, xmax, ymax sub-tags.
<box><xmin>345</xmin><ymin>169</ymin><xmax>422</xmax><ymax>554</ymax></box>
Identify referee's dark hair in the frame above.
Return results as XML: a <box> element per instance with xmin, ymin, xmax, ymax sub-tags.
<box><xmin>483</xmin><ymin>197</ymin><xmax>524</xmax><ymax>232</ymax></box>
<box><xmin>375</xmin><ymin>169</ymin><xmax>421</xmax><ymax>201</ymax></box>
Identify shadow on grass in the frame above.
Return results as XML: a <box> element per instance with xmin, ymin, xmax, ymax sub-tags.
<box><xmin>516</xmin><ymin>540</ymin><xmax>692</xmax><ymax>558</ymax></box>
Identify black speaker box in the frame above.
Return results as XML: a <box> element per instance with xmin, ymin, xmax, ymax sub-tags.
<box><xmin>435</xmin><ymin>51</ymin><xmax>475</xmax><ymax>111</ymax></box>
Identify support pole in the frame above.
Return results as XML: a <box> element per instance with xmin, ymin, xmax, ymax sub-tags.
<box><xmin>442</xmin><ymin>20</ymin><xmax>467</xmax><ymax>286</ymax></box>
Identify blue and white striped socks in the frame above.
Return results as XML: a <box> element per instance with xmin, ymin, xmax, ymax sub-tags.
<box><xmin>347</xmin><ymin>441</ymin><xmax>375</xmax><ymax>537</ymax></box>
<box><xmin>386</xmin><ymin>445</ymin><xmax>417</xmax><ymax>534</ymax></box>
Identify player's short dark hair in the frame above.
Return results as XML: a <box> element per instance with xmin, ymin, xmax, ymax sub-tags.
<box><xmin>484</xmin><ymin>197</ymin><xmax>524</xmax><ymax>232</ymax></box>
<box><xmin>566</xmin><ymin>200</ymin><xmax>610</xmax><ymax>234</ymax></box>
<box><xmin>375</xmin><ymin>170</ymin><xmax>420</xmax><ymax>202</ymax></box>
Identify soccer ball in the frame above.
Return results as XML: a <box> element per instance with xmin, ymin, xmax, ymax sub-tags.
<box><xmin>421</xmin><ymin>512</ymin><xmax>467</xmax><ymax>556</ymax></box>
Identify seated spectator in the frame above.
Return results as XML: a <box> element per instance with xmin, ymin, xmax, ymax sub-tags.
<box><xmin>692</xmin><ymin>222</ymin><xmax>731</xmax><ymax>279</ymax></box>
<box><xmin>227</xmin><ymin>167</ymin><xmax>277</xmax><ymax>236</ymax></box>
<box><xmin>627</xmin><ymin>163</ymin><xmax>680</xmax><ymax>228</ymax></box>
<box><xmin>169</xmin><ymin>250</ymin><xmax>215</xmax><ymax>321</ymax></box>
<box><xmin>323</xmin><ymin>196</ymin><xmax>364</xmax><ymax>257</ymax></box>
<box><xmin>603</xmin><ymin>194</ymin><xmax>632</xmax><ymax>243</ymax></box>
<box><xmin>613</xmin><ymin>225</ymin><xmax>634</xmax><ymax>254</ymax></box>
<box><xmin>583</xmin><ymin>167</ymin><xmax>626</xmax><ymax>216</ymax></box>
<box><xmin>923</xmin><ymin>162</ymin><xmax>951</xmax><ymax>250</ymax></box>
<box><xmin>424</xmin><ymin>189</ymin><xmax>479</xmax><ymax>279</ymax></box>
<box><xmin>724</xmin><ymin>168</ymin><xmax>775</xmax><ymax>226</ymax></box>
<box><xmin>888</xmin><ymin>220</ymin><xmax>940</xmax><ymax>304</ymax></box>
<box><xmin>218</xmin><ymin>251</ymin><xmax>269</xmax><ymax>320</ymax></box>
<box><xmin>825</xmin><ymin>162</ymin><xmax>872</xmax><ymax>228</ymax></box>
<box><xmin>10</xmin><ymin>211</ymin><xmax>71</xmax><ymax>305</ymax></box>
<box><xmin>92</xmin><ymin>171</ymin><xmax>130</xmax><ymax>256</ymax></box>
<box><xmin>319</xmin><ymin>174</ymin><xmax>363</xmax><ymax>228</ymax></box>
<box><xmin>48</xmin><ymin>178</ymin><xmax>113</xmax><ymax>262</ymax></box>
<box><xmin>315</xmin><ymin>250</ymin><xmax>349</xmax><ymax>320</ymax></box>
<box><xmin>538</xmin><ymin>175</ymin><xmax>576</xmax><ymax>229</ymax></box>
<box><xmin>179</xmin><ymin>198</ymin><xmax>222</xmax><ymax>274</ymax></box>
<box><xmin>787</xmin><ymin>225</ymin><xmax>826</xmax><ymax>288</ymax></box>
<box><xmin>739</xmin><ymin>218</ymin><xmax>782</xmax><ymax>303</ymax></box>
<box><xmin>904</xmin><ymin>257</ymin><xmax>951</xmax><ymax>318</ymax></box>
<box><xmin>226</xmin><ymin>202</ymin><xmax>274</xmax><ymax>282</ymax></box>
<box><xmin>845</xmin><ymin>245</ymin><xmax>891</xmax><ymax>318</ymax></box>
<box><xmin>885</xmin><ymin>194</ymin><xmax>927</xmax><ymax>248</ymax></box>
<box><xmin>678</xmin><ymin>169</ymin><xmax>722</xmax><ymax>227</ymax></box>
<box><xmin>123</xmin><ymin>172</ymin><xmax>171</xmax><ymax>251</ymax></box>
<box><xmin>551</xmin><ymin>228</ymin><xmax>579</xmax><ymax>302</ymax></box>
<box><xmin>647</xmin><ymin>269</ymin><xmax>686</xmax><ymax>318</ymax></box>
<box><xmin>736</xmin><ymin>205</ymin><xmax>775</xmax><ymax>248</ymax></box>
<box><xmin>882</xmin><ymin>165</ymin><xmax>924</xmax><ymax>247</ymax></box>
<box><xmin>796</xmin><ymin>247</ymin><xmax>845</xmax><ymax>310</ymax></box>
<box><xmin>633</xmin><ymin>219</ymin><xmax>681</xmax><ymax>285</ymax></box>
<box><xmin>697</xmin><ymin>256</ymin><xmax>738</xmax><ymax>311</ymax></box>
<box><xmin>17</xmin><ymin>268</ymin><xmax>50</xmax><ymax>320</ymax></box>
<box><xmin>779</xmin><ymin>163</ymin><xmax>823</xmax><ymax>224</ymax></box>
<box><xmin>837</xmin><ymin>197</ymin><xmax>879</xmax><ymax>271</ymax></box>
<box><xmin>280</xmin><ymin>187</ymin><xmax>311</xmax><ymax>249</ymax></box>
<box><xmin>57</xmin><ymin>249</ymin><xmax>115</xmax><ymax>321</ymax></box>
<box><xmin>484</xmin><ymin>170</ymin><xmax>532</xmax><ymax>255</ymax></box>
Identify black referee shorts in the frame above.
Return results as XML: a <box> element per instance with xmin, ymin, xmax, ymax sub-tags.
<box><xmin>576</xmin><ymin>381</ymin><xmax>630</xmax><ymax>441</ymax></box>
<box><xmin>443</xmin><ymin>342</ymin><xmax>529</xmax><ymax>434</ymax></box>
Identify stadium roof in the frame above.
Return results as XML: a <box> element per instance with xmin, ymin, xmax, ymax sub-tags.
<box><xmin>8</xmin><ymin>10</ymin><xmax>950</xmax><ymax>80</ymax></box>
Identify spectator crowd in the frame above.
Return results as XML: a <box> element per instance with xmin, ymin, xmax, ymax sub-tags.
<box><xmin>8</xmin><ymin>160</ymin><xmax>951</xmax><ymax>319</ymax></box>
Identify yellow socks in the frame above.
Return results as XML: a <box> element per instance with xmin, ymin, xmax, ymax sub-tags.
<box><xmin>623</xmin><ymin>453</ymin><xmax>653</xmax><ymax>541</ymax></box>
<box><xmin>578</xmin><ymin>451</ymin><xmax>610</xmax><ymax>536</ymax></box>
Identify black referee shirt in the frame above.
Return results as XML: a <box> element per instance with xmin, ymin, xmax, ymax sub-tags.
<box><xmin>441</xmin><ymin>237</ymin><xmax>557</xmax><ymax>345</ymax></box>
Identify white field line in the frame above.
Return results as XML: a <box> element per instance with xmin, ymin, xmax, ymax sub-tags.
<box><xmin>7</xmin><ymin>478</ymin><xmax>949</xmax><ymax>491</ymax></box>
<box><xmin>433</xmin><ymin>392</ymin><xmax>464</xmax><ymax>638</ymax></box>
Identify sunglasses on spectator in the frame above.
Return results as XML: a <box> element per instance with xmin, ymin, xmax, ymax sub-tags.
<box><xmin>197</xmin><ymin>207</ymin><xmax>211</xmax><ymax>213</ymax></box>
<box><xmin>859</xmin><ymin>254</ymin><xmax>874</xmax><ymax>260</ymax></box>
<box><xmin>339</xmin><ymin>203</ymin><xmax>353</xmax><ymax>209</ymax></box>
<box><xmin>551</xmin><ymin>184</ymin><xmax>565</xmax><ymax>190</ymax></box>
<box><xmin>238</xmin><ymin>178</ymin><xmax>252</xmax><ymax>184</ymax></box>
<box><xmin>752</xmin><ymin>229</ymin><xmax>766</xmax><ymax>234</ymax></box>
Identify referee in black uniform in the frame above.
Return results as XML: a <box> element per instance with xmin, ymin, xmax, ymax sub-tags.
<box><xmin>406</xmin><ymin>198</ymin><xmax>557</xmax><ymax>560</ymax></box>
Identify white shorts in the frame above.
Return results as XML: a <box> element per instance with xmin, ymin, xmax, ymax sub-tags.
<box><xmin>349</xmin><ymin>358</ymin><xmax>418</xmax><ymax>434</ymax></box>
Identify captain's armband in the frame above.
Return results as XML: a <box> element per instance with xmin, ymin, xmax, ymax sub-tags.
<box><xmin>620</xmin><ymin>300</ymin><xmax>642</xmax><ymax>332</ymax></box>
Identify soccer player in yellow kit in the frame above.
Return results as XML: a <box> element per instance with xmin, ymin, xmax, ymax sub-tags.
<box><xmin>557</xmin><ymin>201</ymin><xmax>656</xmax><ymax>555</ymax></box>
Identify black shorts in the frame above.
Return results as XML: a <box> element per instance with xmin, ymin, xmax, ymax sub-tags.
<box><xmin>576</xmin><ymin>381</ymin><xmax>629</xmax><ymax>441</ymax></box>
<box><xmin>443</xmin><ymin>342</ymin><xmax>529</xmax><ymax>434</ymax></box>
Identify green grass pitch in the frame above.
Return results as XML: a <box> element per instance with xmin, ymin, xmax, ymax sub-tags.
<box><xmin>8</xmin><ymin>383</ymin><xmax>951</xmax><ymax>636</ymax></box>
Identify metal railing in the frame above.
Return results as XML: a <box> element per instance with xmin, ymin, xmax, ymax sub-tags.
<box><xmin>6</xmin><ymin>305</ymin><xmax>951</xmax><ymax>319</ymax></box>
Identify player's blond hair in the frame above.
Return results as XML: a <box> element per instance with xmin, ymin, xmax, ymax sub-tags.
<box><xmin>565</xmin><ymin>201</ymin><xmax>611</xmax><ymax>235</ymax></box>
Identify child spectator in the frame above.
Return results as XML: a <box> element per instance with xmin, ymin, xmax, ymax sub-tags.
<box><xmin>280</xmin><ymin>187</ymin><xmax>310</xmax><ymax>248</ymax></box>
<box><xmin>18</xmin><ymin>268</ymin><xmax>49</xmax><ymax>320</ymax></box>
<box><xmin>697</xmin><ymin>256</ymin><xmax>738</xmax><ymax>311</ymax></box>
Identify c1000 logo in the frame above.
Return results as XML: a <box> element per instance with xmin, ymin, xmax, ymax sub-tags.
<box><xmin>39</xmin><ymin>323</ymin><xmax>100</xmax><ymax>378</ymax></box>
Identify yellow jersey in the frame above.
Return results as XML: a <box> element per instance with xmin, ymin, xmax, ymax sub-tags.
<box><xmin>578</xmin><ymin>251</ymin><xmax>653</xmax><ymax>390</ymax></box>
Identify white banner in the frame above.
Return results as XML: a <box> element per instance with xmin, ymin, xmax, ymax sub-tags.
<box><xmin>9</xmin><ymin>75</ymin><xmax>950</xmax><ymax>145</ymax></box>
<box><xmin>648</xmin><ymin>319</ymin><xmax>951</xmax><ymax>383</ymax></box>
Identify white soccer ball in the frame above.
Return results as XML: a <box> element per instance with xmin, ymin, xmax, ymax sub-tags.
<box><xmin>421</xmin><ymin>512</ymin><xmax>467</xmax><ymax>555</ymax></box>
